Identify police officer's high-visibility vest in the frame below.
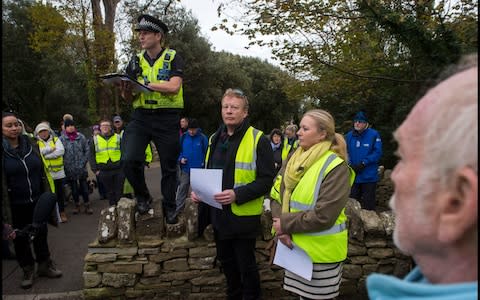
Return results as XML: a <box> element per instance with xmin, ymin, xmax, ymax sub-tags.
<box><xmin>38</xmin><ymin>137</ymin><xmax>64</xmax><ymax>173</ymax></box>
<box><xmin>133</xmin><ymin>49</ymin><xmax>184</xmax><ymax>109</ymax></box>
<box><xmin>205</xmin><ymin>126</ymin><xmax>264</xmax><ymax>216</ymax></box>
<box><xmin>281</xmin><ymin>138</ymin><xmax>299</xmax><ymax>161</ymax></box>
<box><xmin>94</xmin><ymin>134</ymin><xmax>121</xmax><ymax>164</ymax></box>
<box><xmin>271</xmin><ymin>150</ymin><xmax>355</xmax><ymax>263</ymax></box>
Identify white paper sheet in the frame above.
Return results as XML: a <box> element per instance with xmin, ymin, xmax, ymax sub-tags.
<box><xmin>190</xmin><ymin>168</ymin><xmax>223</xmax><ymax>210</ymax></box>
<box><xmin>273</xmin><ymin>240</ymin><xmax>313</xmax><ymax>281</ymax></box>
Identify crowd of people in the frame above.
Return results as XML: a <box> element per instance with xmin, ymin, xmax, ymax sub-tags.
<box><xmin>2</xmin><ymin>13</ymin><xmax>477</xmax><ymax>300</ymax></box>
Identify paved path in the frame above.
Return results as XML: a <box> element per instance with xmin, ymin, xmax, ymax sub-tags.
<box><xmin>2</xmin><ymin>163</ymin><xmax>162</xmax><ymax>299</ymax></box>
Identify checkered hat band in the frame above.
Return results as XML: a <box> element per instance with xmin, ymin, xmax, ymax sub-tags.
<box><xmin>139</xmin><ymin>19</ymin><xmax>163</xmax><ymax>33</ymax></box>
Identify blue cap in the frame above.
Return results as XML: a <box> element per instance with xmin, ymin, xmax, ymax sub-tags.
<box><xmin>353</xmin><ymin>111</ymin><xmax>368</xmax><ymax>123</ymax></box>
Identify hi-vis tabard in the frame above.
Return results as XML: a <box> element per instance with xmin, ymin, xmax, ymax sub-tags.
<box><xmin>270</xmin><ymin>150</ymin><xmax>355</xmax><ymax>263</ymax></box>
<box><xmin>94</xmin><ymin>134</ymin><xmax>121</xmax><ymax>164</ymax></box>
<box><xmin>133</xmin><ymin>49</ymin><xmax>184</xmax><ymax>109</ymax></box>
<box><xmin>38</xmin><ymin>137</ymin><xmax>64</xmax><ymax>173</ymax></box>
<box><xmin>281</xmin><ymin>138</ymin><xmax>299</xmax><ymax>161</ymax></box>
<box><xmin>205</xmin><ymin>126</ymin><xmax>264</xmax><ymax>216</ymax></box>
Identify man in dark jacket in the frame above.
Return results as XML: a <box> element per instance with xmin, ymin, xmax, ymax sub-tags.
<box><xmin>192</xmin><ymin>88</ymin><xmax>275</xmax><ymax>300</ymax></box>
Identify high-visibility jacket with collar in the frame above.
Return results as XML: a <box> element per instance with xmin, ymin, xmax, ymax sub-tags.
<box><xmin>205</xmin><ymin>126</ymin><xmax>264</xmax><ymax>216</ymax></box>
<box><xmin>93</xmin><ymin>134</ymin><xmax>121</xmax><ymax>164</ymax></box>
<box><xmin>38</xmin><ymin>137</ymin><xmax>64</xmax><ymax>173</ymax></box>
<box><xmin>271</xmin><ymin>150</ymin><xmax>355</xmax><ymax>263</ymax></box>
<box><xmin>133</xmin><ymin>49</ymin><xmax>184</xmax><ymax>110</ymax></box>
<box><xmin>281</xmin><ymin>137</ymin><xmax>298</xmax><ymax>161</ymax></box>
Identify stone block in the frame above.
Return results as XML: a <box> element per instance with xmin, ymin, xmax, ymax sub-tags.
<box><xmin>164</xmin><ymin>258</ymin><xmax>189</xmax><ymax>271</ymax></box>
<box><xmin>102</xmin><ymin>272</ymin><xmax>137</xmax><ymax>287</ymax></box>
<box><xmin>135</xmin><ymin>197</ymin><xmax>164</xmax><ymax>238</ymax></box>
<box><xmin>138</xmin><ymin>247</ymin><xmax>160</xmax><ymax>255</ymax></box>
<box><xmin>97</xmin><ymin>206</ymin><xmax>117</xmax><ymax>244</ymax></box>
<box><xmin>349</xmin><ymin>255</ymin><xmax>378</xmax><ymax>265</ymax></box>
<box><xmin>184</xmin><ymin>198</ymin><xmax>199</xmax><ymax>241</ymax></box>
<box><xmin>364</xmin><ymin>237</ymin><xmax>388</xmax><ymax>248</ymax></box>
<box><xmin>367</xmin><ymin>247</ymin><xmax>394</xmax><ymax>259</ymax></box>
<box><xmin>348</xmin><ymin>243</ymin><xmax>367</xmax><ymax>256</ymax></box>
<box><xmin>83</xmin><ymin>287</ymin><xmax>126</xmax><ymax>299</ymax></box>
<box><xmin>261</xmin><ymin>210</ymin><xmax>274</xmax><ymax>240</ymax></box>
<box><xmin>97</xmin><ymin>261</ymin><xmax>143</xmax><ymax>274</ymax></box>
<box><xmin>143</xmin><ymin>262</ymin><xmax>161</xmax><ymax>277</ymax></box>
<box><xmin>84</xmin><ymin>253</ymin><xmax>117</xmax><ymax>263</ymax></box>
<box><xmin>87</xmin><ymin>246</ymin><xmax>138</xmax><ymax>256</ymax></box>
<box><xmin>360</xmin><ymin>210</ymin><xmax>384</xmax><ymax>237</ymax></box>
<box><xmin>159</xmin><ymin>270</ymin><xmax>202</xmax><ymax>281</ymax></box>
<box><xmin>378</xmin><ymin>211</ymin><xmax>395</xmax><ymax>236</ymax></box>
<box><xmin>188</xmin><ymin>256</ymin><xmax>215</xmax><ymax>270</ymax></box>
<box><xmin>149</xmin><ymin>248</ymin><xmax>188</xmax><ymax>263</ymax></box>
<box><xmin>345</xmin><ymin>199</ymin><xmax>365</xmax><ymax>241</ymax></box>
<box><xmin>117</xmin><ymin>198</ymin><xmax>136</xmax><ymax>242</ymax></box>
<box><xmin>362</xmin><ymin>263</ymin><xmax>378</xmax><ymax>274</ymax></box>
<box><xmin>342</xmin><ymin>264</ymin><xmax>363</xmax><ymax>279</ymax></box>
<box><xmin>137</xmin><ymin>237</ymin><xmax>164</xmax><ymax>248</ymax></box>
<box><xmin>190</xmin><ymin>274</ymin><xmax>225</xmax><ymax>286</ymax></box>
<box><xmin>166</xmin><ymin>220</ymin><xmax>186</xmax><ymax>238</ymax></box>
<box><xmin>189</xmin><ymin>246</ymin><xmax>216</xmax><ymax>258</ymax></box>
<box><xmin>83</xmin><ymin>271</ymin><xmax>102</xmax><ymax>288</ymax></box>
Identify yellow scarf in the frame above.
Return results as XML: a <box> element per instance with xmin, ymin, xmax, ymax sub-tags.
<box><xmin>281</xmin><ymin>141</ymin><xmax>332</xmax><ymax>212</ymax></box>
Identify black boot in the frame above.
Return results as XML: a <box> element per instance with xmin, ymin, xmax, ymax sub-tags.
<box><xmin>37</xmin><ymin>259</ymin><xmax>62</xmax><ymax>278</ymax></box>
<box><xmin>21</xmin><ymin>265</ymin><xmax>34</xmax><ymax>289</ymax></box>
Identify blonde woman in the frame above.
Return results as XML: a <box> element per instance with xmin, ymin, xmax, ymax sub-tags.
<box><xmin>271</xmin><ymin>109</ymin><xmax>354</xmax><ymax>300</ymax></box>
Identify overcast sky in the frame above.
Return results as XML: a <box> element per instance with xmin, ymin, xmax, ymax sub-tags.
<box><xmin>180</xmin><ymin>0</ymin><xmax>276</xmax><ymax>65</ymax></box>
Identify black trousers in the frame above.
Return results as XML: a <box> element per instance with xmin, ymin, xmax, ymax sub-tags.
<box><xmin>122</xmin><ymin>109</ymin><xmax>180</xmax><ymax>218</ymax></box>
<box><xmin>350</xmin><ymin>182</ymin><xmax>377</xmax><ymax>211</ymax></box>
<box><xmin>10</xmin><ymin>193</ymin><xmax>55</xmax><ymax>268</ymax></box>
<box><xmin>53</xmin><ymin>178</ymin><xmax>65</xmax><ymax>212</ymax></box>
<box><xmin>215</xmin><ymin>237</ymin><xmax>261</xmax><ymax>300</ymax></box>
<box><xmin>67</xmin><ymin>174</ymin><xmax>90</xmax><ymax>205</ymax></box>
<box><xmin>98</xmin><ymin>168</ymin><xmax>125</xmax><ymax>206</ymax></box>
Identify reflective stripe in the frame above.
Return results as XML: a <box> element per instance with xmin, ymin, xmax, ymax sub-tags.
<box><xmin>302</xmin><ymin>223</ymin><xmax>347</xmax><ymax>236</ymax></box>
<box><xmin>289</xmin><ymin>153</ymin><xmax>338</xmax><ymax>211</ymax></box>
<box><xmin>234</xmin><ymin>128</ymin><xmax>259</xmax><ymax>171</ymax></box>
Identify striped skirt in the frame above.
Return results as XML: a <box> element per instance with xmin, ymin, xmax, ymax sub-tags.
<box><xmin>283</xmin><ymin>262</ymin><xmax>343</xmax><ymax>300</ymax></box>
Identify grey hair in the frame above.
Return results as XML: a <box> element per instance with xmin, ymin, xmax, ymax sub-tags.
<box><xmin>418</xmin><ymin>55</ymin><xmax>478</xmax><ymax>190</ymax></box>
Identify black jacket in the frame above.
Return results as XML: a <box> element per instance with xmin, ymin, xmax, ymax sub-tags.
<box><xmin>198</xmin><ymin>119</ymin><xmax>275</xmax><ymax>240</ymax></box>
<box><xmin>2</xmin><ymin>135</ymin><xmax>50</xmax><ymax>223</ymax></box>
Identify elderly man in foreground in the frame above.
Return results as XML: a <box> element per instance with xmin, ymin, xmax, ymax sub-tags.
<box><xmin>367</xmin><ymin>54</ymin><xmax>478</xmax><ymax>299</ymax></box>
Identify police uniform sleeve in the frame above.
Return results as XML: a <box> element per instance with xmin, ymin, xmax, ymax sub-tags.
<box><xmin>170</xmin><ymin>53</ymin><xmax>184</xmax><ymax>78</ymax></box>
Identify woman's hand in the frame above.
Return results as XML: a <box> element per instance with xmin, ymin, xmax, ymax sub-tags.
<box><xmin>278</xmin><ymin>233</ymin><xmax>293</xmax><ymax>249</ymax></box>
<box><xmin>214</xmin><ymin>189</ymin><xmax>236</xmax><ymax>205</ymax></box>
<box><xmin>272</xmin><ymin>217</ymin><xmax>282</xmax><ymax>234</ymax></box>
<box><xmin>190</xmin><ymin>191</ymin><xmax>201</xmax><ymax>203</ymax></box>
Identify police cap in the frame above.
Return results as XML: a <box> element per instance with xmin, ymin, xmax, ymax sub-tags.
<box><xmin>135</xmin><ymin>14</ymin><xmax>168</xmax><ymax>34</ymax></box>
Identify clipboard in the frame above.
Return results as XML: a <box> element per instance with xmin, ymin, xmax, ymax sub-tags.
<box><xmin>99</xmin><ymin>73</ymin><xmax>154</xmax><ymax>92</ymax></box>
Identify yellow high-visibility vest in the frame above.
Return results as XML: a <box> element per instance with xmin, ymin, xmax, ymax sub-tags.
<box><xmin>271</xmin><ymin>150</ymin><xmax>355</xmax><ymax>263</ymax></box>
<box><xmin>38</xmin><ymin>137</ymin><xmax>64</xmax><ymax>173</ymax></box>
<box><xmin>133</xmin><ymin>49</ymin><xmax>183</xmax><ymax>109</ymax></box>
<box><xmin>205</xmin><ymin>126</ymin><xmax>264</xmax><ymax>216</ymax></box>
<box><xmin>94</xmin><ymin>134</ymin><xmax>121</xmax><ymax>164</ymax></box>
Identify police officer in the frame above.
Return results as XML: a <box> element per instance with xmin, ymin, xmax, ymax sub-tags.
<box><xmin>119</xmin><ymin>14</ymin><xmax>184</xmax><ymax>223</ymax></box>
<box><xmin>192</xmin><ymin>88</ymin><xmax>275</xmax><ymax>300</ymax></box>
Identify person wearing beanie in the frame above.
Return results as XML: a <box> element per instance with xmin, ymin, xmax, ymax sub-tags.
<box><xmin>117</xmin><ymin>14</ymin><xmax>185</xmax><ymax>223</ymax></box>
<box><xmin>345</xmin><ymin>111</ymin><xmax>383</xmax><ymax>211</ymax></box>
<box><xmin>59</xmin><ymin>119</ymin><xmax>92</xmax><ymax>215</ymax></box>
<box><xmin>174</xmin><ymin>118</ymin><xmax>208</xmax><ymax>218</ymax></box>
<box><xmin>34</xmin><ymin>122</ymin><xmax>68</xmax><ymax>223</ymax></box>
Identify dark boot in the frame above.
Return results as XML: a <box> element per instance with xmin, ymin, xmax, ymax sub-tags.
<box><xmin>84</xmin><ymin>203</ymin><xmax>93</xmax><ymax>215</ymax></box>
<box><xmin>73</xmin><ymin>204</ymin><xmax>80</xmax><ymax>215</ymax></box>
<box><xmin>37</xmin><ymin>259</ymin><xmax>62</xmax><ymax>278</ymax></box>
<box><xmin>21</xmin><ymin>265</ymin><xmax>34</xmax><ymax>289</ymax></box>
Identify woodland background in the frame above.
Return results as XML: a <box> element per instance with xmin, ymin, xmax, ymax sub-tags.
<box><xmin>2</xmin><ymin>0</ymin><xmax>477</xmax><ymax>168</ymax></box>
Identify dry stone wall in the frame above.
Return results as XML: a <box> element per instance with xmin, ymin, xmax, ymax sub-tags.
<box><xmin>83</xmin><ymin>169</ymin><xmax>412</xmax><ymax>300</ymax></box>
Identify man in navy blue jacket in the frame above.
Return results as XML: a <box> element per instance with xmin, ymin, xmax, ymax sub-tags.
<box><xmin>345</xmin><ymin>111</ymin><xmax>382</xmax><ymax>210</ymax></box>
<box><xmin>174</xmin><ymin>118</ymin><xmax>208</xmax><ymax>218</ymax></box>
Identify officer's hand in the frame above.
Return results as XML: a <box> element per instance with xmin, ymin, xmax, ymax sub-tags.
<box><xmin>180</xmin><ymin>158</ymin><xmax>187</xmax><ymax>164</ymax></box>
<box><xmin>120</xmin><ymin>81</ymin><xmax>133</xmax><ymax>101</ymax></box>
<box><xmin>191</xmin><ymin>191</ymin><xmax>201</xmax><ymax>204</ymax></box>
<box><xmin>352</xmin><ymin>162</ymin><xmax>366</xmax><ymax>173</ymax></box>
<box><xmin>214</xmin><ymin>189</ymin><xmax>236</xmax><ymax>205</ymax></box>
<box><xmin>3</xmin><ymin>224</ymin><xmax>16</xmax><ymax>240</ymax></box>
